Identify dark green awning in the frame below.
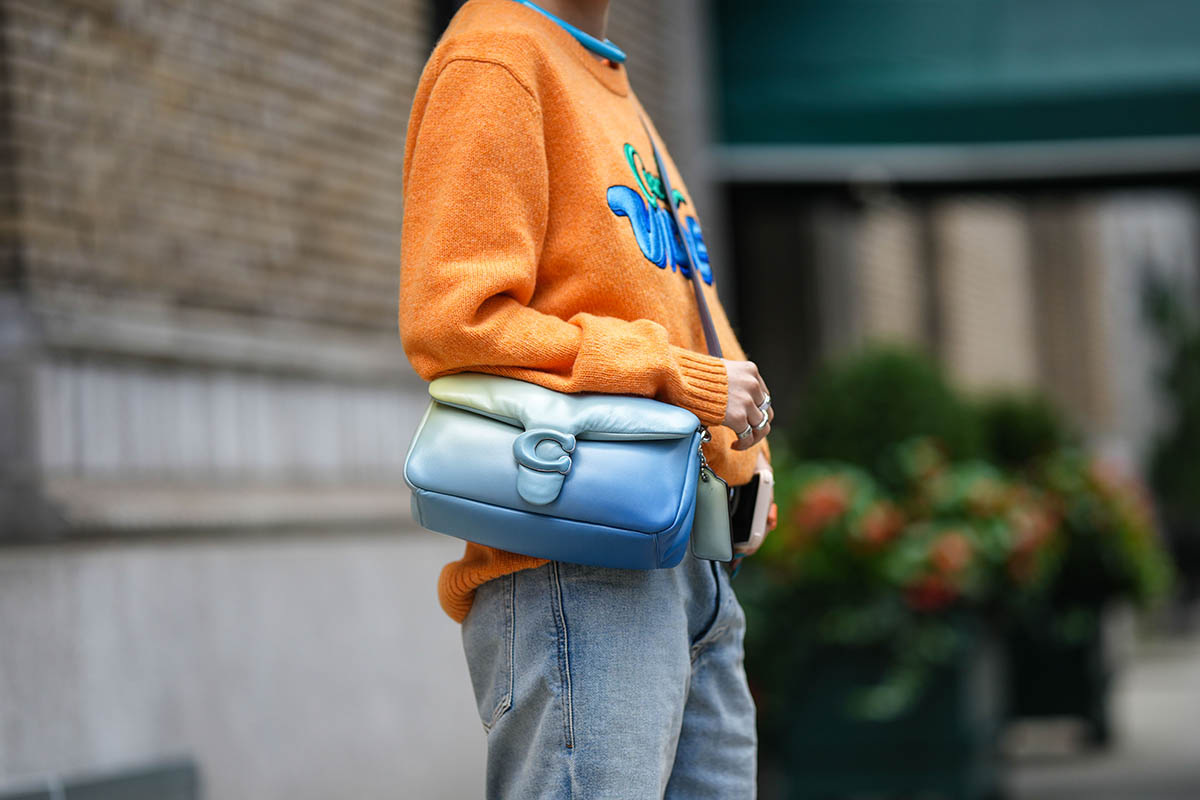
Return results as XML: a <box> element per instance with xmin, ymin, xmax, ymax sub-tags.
<box><xmin>713</xmin><ymin>0</ymin><xmax>1200</xmax><ymax>147</ymax></box>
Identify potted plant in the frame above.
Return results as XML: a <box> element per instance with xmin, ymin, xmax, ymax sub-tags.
<box><xmin>1143</xmin><ymin>271</ymin><xmax>1200</xmax><ymax>617</ymax></box>
<box><xmin>1000</xmin><ymin>444</ymin><xmax>1173</xmax><ymax>745</ymax></box>
<box><xmin>741</xmin><ymin>437</ymin><xmax>1057</xmax><ymax>800</ymax></box>
<box><xmin>975</xmin><ymin>391</ymin><xmax>1174</xmax><ymax>746</ymax></box>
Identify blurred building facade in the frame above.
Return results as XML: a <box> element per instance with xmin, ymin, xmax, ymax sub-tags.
<box><xmin>730</xmin><ymin>185</ymin><xmax>1200</xmax><ymax>470</ymax></box>
<box><xmin>716</xmin><ymin>0</ymin><xmax>1200</xmax><ymax>473</ymax></box>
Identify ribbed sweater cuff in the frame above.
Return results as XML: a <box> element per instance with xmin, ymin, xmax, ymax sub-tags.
<box><xmin>669</xmin><ymin>345</ymin><xmax>728</xmax><ymax>426</ymax></box>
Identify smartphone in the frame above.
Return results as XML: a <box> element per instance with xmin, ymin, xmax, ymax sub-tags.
<box><xmin>731</xmin><ymin>466</ymin><xmax>774</xmax><ymax>555</ymax></box>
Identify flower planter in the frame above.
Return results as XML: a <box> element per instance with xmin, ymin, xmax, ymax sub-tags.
<box><xmin>757</xmin><ymin>618</ymin><xmax>1007</xmax><ymax>800</ymax></box>
<box><xmin>1004</xmin><ymin>610</ymin><xmax>1114</xmax><ymax>746</ymax></box>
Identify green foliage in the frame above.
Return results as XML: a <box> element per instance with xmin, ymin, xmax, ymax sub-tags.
<box><xmin>974</xmin><ymin>390</ymin><xmax>1078</xmax><ymax>471</ymax></box>
<box><xmin>743</xmin><ymin>436</ymin><xmax>1057</xmax><ymax>721</ymax></box>
<box><xmin>788</xmin><ymin>344</ymin><xmax>983</xmax><ymax>491</ymax></box>
<box><xmin>1143</xmin><ymin>272</ymin><xmax>1200</xmax><ymax>518</ymax></box>
<box><xmin>968</xmin><ymin>380</ymin><xmax>1174</xmax><ymax>612</ymax></box>
<box><xmin>744</xmin><ymin>343</ymin><xmax>1176</xmax><ymax>729</ymax></box>
<box><xmin>1037</xmin><ymin>447</ymin><xmax>1174</xmax><ymax>610</ymax></box>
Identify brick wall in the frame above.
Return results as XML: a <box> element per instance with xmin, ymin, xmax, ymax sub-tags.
<box><xmin>6</xmin><ymin>0</ymin><xmax>428</xmax><ymax>330</ymax></box>
<box><xmin>5</xmin><ymin>0</ymin><xmax>710</xmax><ymax>327</ymax></box>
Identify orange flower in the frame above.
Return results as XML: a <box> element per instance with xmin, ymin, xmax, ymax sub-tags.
<box><xmin>1007</xmin><ymin>501</ymin><xmax>1060</xmax><ymax>583</ymax></box>
<box><xmin>1010</xmin><ymin>505</ymin><xmax>1057</xmax><ymax>556</ymax></box>
<box><xmin>905</xmin><ymin>573</ymin><xmax>957</xmax><ymax>611</ymax></box>
<box><xmin>791</xmin><ymin>476</ymin><xmax>851</xmax><ymax>535</ymax></box>
<box><xmin>858</xmin><ymin>501</ymin><xmax>905</xmax><ymax>550</ymax></box>
<box><xmin>1087</xmin><ymin>457</ymin><xmax>1161</xmax><ymax>538</ymax></box>
<box><xmin>930</xmin><ymin>530</ymin><xmax>972</xmax><ymax>575</ymax></box>
<box><xmin>1088</xmin><ymin>456</ymin><xmax>1125</xmax><ymax>492</ymax></box>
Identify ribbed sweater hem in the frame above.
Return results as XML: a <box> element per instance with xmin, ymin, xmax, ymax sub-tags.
<box><xmin>438</xmin><ymin>546</ymin><xmax>548</xmax><ymax>623</ymax></box>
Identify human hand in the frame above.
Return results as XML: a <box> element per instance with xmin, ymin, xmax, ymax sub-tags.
<box><xmin>722</xmin><ymin>359</ymin><xmax>773</xmax><ymax>451</ymax></box>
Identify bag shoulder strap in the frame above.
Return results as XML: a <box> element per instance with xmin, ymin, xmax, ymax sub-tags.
<box><xmin>639</xmin><ymin>115</ymin><xmax>723</xmax><ymax>359</ymax></box>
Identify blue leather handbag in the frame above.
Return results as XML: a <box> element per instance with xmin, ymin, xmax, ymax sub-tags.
<box><xmin>403</xmin><ymin>114</ymin><xmax>726</xmax><ymax>569</ymax></box>
<box><xmin>404</xmin><ymin>373</ymin><xmax>710</xmax><ymax>568</ymax></box>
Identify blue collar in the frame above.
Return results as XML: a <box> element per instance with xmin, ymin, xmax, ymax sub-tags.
<box><xmin>511</xmin><ymin>0</ymin><xmax>627</xmax><ymax>63</ymax></box>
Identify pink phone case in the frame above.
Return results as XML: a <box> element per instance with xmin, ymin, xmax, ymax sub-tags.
<box><xmin>733</xmin><ymin>466</ymin><xmax>774</xmax><ymax>554</ymax></box>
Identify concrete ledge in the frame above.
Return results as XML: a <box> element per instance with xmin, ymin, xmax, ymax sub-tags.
<box><xmin>0</xmin><ymin>757</ymin><xmax>198</xmax><ymax>800</ymax></box>
<box><xmin>37</xmin><ymin>478</ymin><xmax>417</xmax><ymax>537</ymax></box>
<box><xmin>714</xmin><ymin>136</ymin><xmax>1200</xmax><ymax>184</ymax></box>
<box><xmin>30</xmin><ymin>288</ymin><xmax>424</xmax><ymax>384</ymax></box>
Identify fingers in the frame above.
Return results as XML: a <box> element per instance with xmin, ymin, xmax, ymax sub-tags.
<box><xmin>731</xmin><ymin>404</ymin><xmax>771</xmax><ymax>450</ymax></box>
<box><xmin>732</xmin><ymin>421</ymin><xmax>770</xmax><ymax>450</ymax></box>
<box><xmin>722</xmin><ymin>359</ymin><xmax>774</xmax><ymax>450</ymax></box>
<box><xmin>744</xmin><ymin>359</ymin><xmax>768</xmax><ymax>406</ymax></box>
<box><xmin>749</xmin><ymin>403</ymin><xmax>775</xmax><ymax>428</ymax></box>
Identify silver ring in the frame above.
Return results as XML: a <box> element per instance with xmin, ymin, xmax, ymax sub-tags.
<box><xmin>753</xmin><ymin>410</ymin><xmax>769</xmax><ymax>431</ymax></box>
<box><xmin>737</xmin><ymin>424</ymin><xmax>754</xmax><ymax>440</ymax></box>
<box><xmin>757</xmin><ymin>393</ymin><xmax>771</xmax><ymax>415</ymax></box>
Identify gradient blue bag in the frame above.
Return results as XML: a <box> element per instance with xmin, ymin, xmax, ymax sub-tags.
<box><xmin>403</xmin><ymin>372</ymin><xmax>709</xmax><ymax>568</ymax></box>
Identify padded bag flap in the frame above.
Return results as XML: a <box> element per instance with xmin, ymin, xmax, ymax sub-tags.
<box><xmin>429</xmin><ymin>373</ymin><xmax>701</xmax><ymax>440</ymax></box>
<box><xmin>406</xmin><ymin>372</ymin><xmax>705</xmax><ymax>525</ymax></box>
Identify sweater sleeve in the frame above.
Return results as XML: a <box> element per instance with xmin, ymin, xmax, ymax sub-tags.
<box><xmin>398</xmin><ymin>58</ymin><xmax>729</xmax><ymax>425</ymax></box>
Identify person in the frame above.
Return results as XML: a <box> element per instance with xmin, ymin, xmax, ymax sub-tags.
<box><xmin>398</xmin><ymin>0</ymin><xmax>777</xmax><ymax>796</ymax></box>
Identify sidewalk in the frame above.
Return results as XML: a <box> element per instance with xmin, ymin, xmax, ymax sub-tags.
<box><xmin>1010</xmin><ymin>630</ymin><xmax>1200</xmax><ymax>800</ymax></box>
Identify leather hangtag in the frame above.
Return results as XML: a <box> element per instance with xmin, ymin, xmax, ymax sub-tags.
<box><xmin>690</xmin><ymin>465</ymin><xmax>732</xmax><ymax>562</ymax></box>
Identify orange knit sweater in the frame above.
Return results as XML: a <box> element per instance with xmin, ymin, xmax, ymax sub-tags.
<box><xmin>399</xmin><ymin>0</ymin><xmax>771</xmax><ymax>622</ymax></box>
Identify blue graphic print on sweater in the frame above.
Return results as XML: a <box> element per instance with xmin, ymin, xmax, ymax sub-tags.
<box><xmin>607</xmin><ymin>143</ymin><xmax>713</xmax><ymax>285</ymax></box>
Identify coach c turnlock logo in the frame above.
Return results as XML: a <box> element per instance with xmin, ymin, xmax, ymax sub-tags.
<box><xmin>513</xmin><ymin>428</ymin><xmax>576</xmax><ymax>506</ymax></box>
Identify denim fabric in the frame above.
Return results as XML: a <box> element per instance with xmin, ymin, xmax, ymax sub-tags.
<box><xmin>461</xmin><ymin>554</ymin><xmax>757</xmax><ymax>799</ymax></box>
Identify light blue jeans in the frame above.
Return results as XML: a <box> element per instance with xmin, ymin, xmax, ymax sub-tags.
<box><xmin>461</xmin><ymin>554</ymin><xmax>757</xmax><ymax>799</ymax></box>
